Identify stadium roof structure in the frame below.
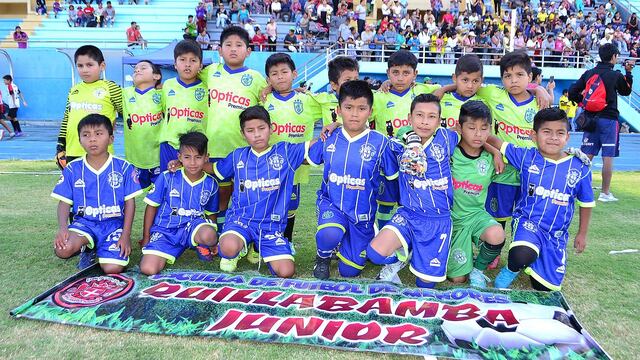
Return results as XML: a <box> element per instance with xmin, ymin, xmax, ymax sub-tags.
<box><xmin>122</xmin><ymin>40</ymin><xmax>214</xmax><ymax>66</ymax></box>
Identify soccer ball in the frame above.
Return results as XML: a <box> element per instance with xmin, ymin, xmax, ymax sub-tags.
<box><xmin>441</xmin><ymin>301</ymin><xmax>591</xmax><ymax>354</ymax></box>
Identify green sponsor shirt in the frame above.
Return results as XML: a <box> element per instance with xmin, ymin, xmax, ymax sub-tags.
<box><xmin>476</xmin><ymin>85</ymin><xmax>538</xmax><ymax>185</ymax></box>
<box><xmin>451</xmin><ymin>146</ymin><xmax>495</xmax><ymax>222</ymax></box>
<box><xmin>440</xmin><ymin>92</ymin><xmax>482</xmax><ymax>128</ymax></box>
<box><xmin>371</xmin><ymin>83</ymin><xmax>440</xmax><ymax>136</ymax></box>
<box><xmin>311</xmin><ymin>91</ymin><xmax>341</xmax><ymax>125</ymax></box>
<box><xmin>263</xmin><ymin>91</ymin><xmax>324</xmax><ymax>184</ymax></box>
<box><xmin>59</xmin><ymin>80</ymin><xmax>122</xmax><ymax>157</ymax></box>
<box><xmin>201</xmin><ymin>63</ymin><xmax>267</xmax><ymax>158</ymax></box>
<box><xmin>122</xmin><ymin>86</ymin><xmax>164</xmax><ymax>169</ymax></box>
<box><xmin>159</xmin><ymin>78</ymin><xmax>208</xmax><ymax>150</ymax></box>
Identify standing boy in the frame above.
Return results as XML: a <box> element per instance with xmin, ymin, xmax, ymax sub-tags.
<box><xmin>2</xmin><ymin>75</ymin><xmax>27</xmax><ymax>136</ymax></box>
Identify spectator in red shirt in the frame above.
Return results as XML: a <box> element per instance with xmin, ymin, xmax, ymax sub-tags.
<box><xmin>442</xmin><ymin>11</ymin><xmax>454</xmax><ymax>25</ymax></box>
<box><xmin>126</xmin><ymin>21</ymin><xmax>140</xmax><ymax>47</ymax></box>
<box><xmin>252</xmin><ymin>27</ymin><xmax>268</xmax><ymax>50</ymax></box>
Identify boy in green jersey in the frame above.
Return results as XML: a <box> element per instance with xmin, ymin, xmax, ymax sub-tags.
<box><xmin>122</xmin><ymin>60</ymin><xmax>163</xmax><ymax>189</ymax></box>
<box><xmin>56</xmin><ymin>45</ymin><xmax>123</xmax><ymax>167</ymax></box>
<box><xmin>159</xmin><ymin>40</ymin><xmax>208</xmax><ymax>172</ymax></box>
<box><xmin>446</xmin><ymin>101</ymin><xmax>505</xmax><ymax>288</ymax></box>
<box><xmin>440</xmin><ymin>54</ymin><xmax>484</xmax><ymax>128</ymax></box>
<box><xmin>312</xmin><ymin>56</ymin><xmax>360</xmax><ymax>125</ymax></box>
<box><xmin>199</xmin><ymin>26</ymin><xmax>267</xmax><ymax>232</ymax></box>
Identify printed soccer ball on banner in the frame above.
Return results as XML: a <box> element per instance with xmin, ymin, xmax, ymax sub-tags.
<box><xmin>441</xmin><ymin>302</ymin><xmax>591</xmax><ymax>354</ymax></box>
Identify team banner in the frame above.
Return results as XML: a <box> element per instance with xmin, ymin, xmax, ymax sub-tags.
<box><xmin>11</xmin><ymin>267</ymin><xmax>609</xmax><ymax>359</ymax></box>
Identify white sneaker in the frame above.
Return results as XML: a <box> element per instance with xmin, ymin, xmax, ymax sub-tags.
<box><xmin>8</xmin><ymin>132</ymin><xmax>15</xmax><ymax>138</ymax></box>
<box><xmin>376</xmin><ymin>260</ymin><xmax>406</xmax><ymax>285</ymax></box>
<box><xmin>598</xmin><ymin>192</ymin><xmax>619</xmax><ymax>202</ymax></box>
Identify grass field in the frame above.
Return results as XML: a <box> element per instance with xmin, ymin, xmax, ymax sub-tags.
<box><xmin>1</xmin><ymin>160</ymin><xmax>638</xmax><ymax>359</ymax></box>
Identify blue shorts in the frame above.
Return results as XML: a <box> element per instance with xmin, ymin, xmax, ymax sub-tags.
<box><xmin>142</xmin><ymin>218</ymin><xmax>216</xmax><ymax>264</ymax></box>
<box><xmin>159</xmin><ymin>142</ymin><xmax>179</xmax><ymax>172</ymax></box>
<box><xmin>210</xmin><ymin>157</ymin><xmax>232</xmax><ymax>185</ymax></box>
<box><xmin>383</xmin><ymin>207</ymin><xmax>452</xmax><ymax>283</ymax></box>
<box><xmin>288</xmin><ymin>184</ymin><xmax>300</xmax><ymax>215</ymax></box>
<box><xmin>221</xmin><ymin>217</ymin><xmax>293</xmax><ymax>263</ymax></box>
<box><xmin>581</xmin><ymin>117</ymin><xmax>620</xmax><ymax>157</ymax></box>
<box><xmin>377</xmin><ymin>176</ymin><xmax>399</xmax><ymax>207</ymax></box>
<box><xmin>136</xmin><ymin>166</ymin><xmax>161</xmax><ymax>190</ymax></box>
<box><xmin>485</xmin><ymin>183</ymin><xmax>520</xmax><ymax>221</ymax></box>
<box><xmin>510</xmin><ymin>217</ymin><xmax>568</xmax><ymax>291</ymax></box>
<box><xmin>68</xmin><ymin>217</ymin><xmax>128</xmax><ymax>266</ymax></box>
<box><xmin>317</xmin><ymin>198</ymin><xmax>374</xmax><ymax>272</ymax></box>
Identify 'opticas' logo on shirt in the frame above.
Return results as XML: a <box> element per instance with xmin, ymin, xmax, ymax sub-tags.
<box><xmin>83</xmin><ymin>205</ymin><xmax>122</xmax><ymax>217</ymax></box>
<box><xmin>131</xmin><ymin>112</ymin><xmax>163</xmax><ymax>125</ymax></box>
<box><xmin>328</xmin><ymin>172</ymin><xmax>366</xmax><ymax>190</ymax></box>
<box><xmin>271</xmin><ymin>122</ymin><xmax>306</xmax><ymax>137</ymax></box>
<box><xmin>529</xmin><ymin>184</ymin><xmax>570</xmax><ymax>206</ymax></box>
<box><xmin>168</xmin><ymin>107</ymin><xmax>205</xmax><ymax>121</ymax></box>
<box><xmin>387</xmin><ymin>118</ymin><xmax>411</xmax><ymax>129</ymax></box>
<box><xmin>452</xmin><ymin>177</ymin><xmax>483</xmax><ymax>195</ymax></box>
<box><xmin>412</xmin><ymin>177</ymin><xmax>449</xmax><ymax>191</ymax></box>
<box><xmin>173</xmin><ymin>208</ymin><xmax>204</xmax><ymax>217</ymax></box>
<box><xmin>242</xmin><ymin>178</ymin><xmax>281</xmax><ymax>191</ymax></box>
<box><xmin>496</xmin><ymin>121</ymin><xmax>533</xmax><ymax>141</ymax></box>
<box><xmin>209</xmin><ymin>89</ymin><xmax>251</xmax><ymax>109</ymax></box>
<box><xmin>69</xmin><ymin>102</ymin><xmax>103</xmax><ymax>112</ymax></box>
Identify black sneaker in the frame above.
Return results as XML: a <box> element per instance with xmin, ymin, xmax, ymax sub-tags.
<box><xmin>77</xmin><ymin>246</ymin><xmax>97</xmax><ymax>270</ymax></box>
<box><xmin>313</xmin><ymin>255</ymin><xmax>331</xmax><ymax>280</ymax></box>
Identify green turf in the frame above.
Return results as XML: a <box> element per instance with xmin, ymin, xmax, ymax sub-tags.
<box><xmin>1</xmin><ymin>161</ymin><xmax>638</xmax><ymax>359</ymax></box>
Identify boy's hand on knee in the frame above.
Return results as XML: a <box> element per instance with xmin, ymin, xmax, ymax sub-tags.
<box><xmin>118</xmin><ymin>234</ymin><xmax>132</xmax><ymax>258</ymax></box>
<box><xmin>55</xmin><ymin>227</ymin><xmax>69</xmax><ymax>250</ymax></box>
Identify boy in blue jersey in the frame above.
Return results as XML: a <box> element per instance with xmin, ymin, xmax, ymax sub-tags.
<box><xmin>309</xmin><ymin>80</ymin><xmax>399</xmax><ymax>280</ymax></box>
<box><xmin>139</xmin><ymin>132</ymin><xmax>220</xmax><ymax>275</ymax></box>
<box><xmin>487</xmin><ymin>108</ymin><xmax>594</xmax><ymax>291</ymax></box>
<box><xmin>212</xmin><ymin>106</ymin><xmax>321</xmax><ymax>278</ymax></box>
<box><xmin>52</xmin><ymin>114</ymin><xmax>142</xmax><ymax>274</ymax></box>
<box><xmin>366</xmin><ymin>94</ymin><xmax>460</xmax><ymax>288</ymax></box>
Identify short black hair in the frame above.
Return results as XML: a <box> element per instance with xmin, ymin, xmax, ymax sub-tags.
<box><xmin>74</xmin><ymin>45</ymin><xmax>105</xmax><ymax>64</ymax></box>
<box><xmin>533</xmin><ymin>107</ymin><xmax>569</xmax><ymax>132</ymax></box>
<box><xmin>338</xmin><ymin>80</ymin><xmax>374</xmax><ymax>107</ymax></box>
<box><xmin>388</xmin><ymin>50</ymin><xmax>418</xmax><ymax>70</ymax></box>
<box><xmin>179</xmin><ymin>131</ymin><xmax>208</xmax><ymax>155</ymax></box>
<box><xmin>499</xmin><ymin>51</ymin><xmax>532</xmax><ymax>77</ymax></box>
<box><xmin>174</xmin><ymin>39</ymin><xmax>203</xmax><ymax>62</ymax></box>
<box><xmin>531</xmin><ymin>67</ymin><xmax>542</xmax><ymax>80</ymax></box>
<box><xmin>2</xmin><ymin>74</ymin><xmax>12</xmax><ymax>81</ymax></box>
<box><xmin>455</xmin><ymin>54</ymin><xmax>483</xmax><ymax>76</ymax></box>
<box><xmin>328</xmin><ymin>56</ymin><xmax>359</xmax><ymax>84</ymax></box>
<box><xmin>598</xmin><ymin>43</ymin><xmax>620</xmax><ymax>62</ymax></box>
<box><xmin>562</xmin><ymin>88</ymin><xmax>568</xmax><ymax>94</ymax></box>
<box><xmin>136</xmin><ymin>60</ymin><xmax>162</xmax><ymax>87</ymax></box>
<box><xmin>410</xmin><ymin>93</ymin><xmax>441</xmax><ymax>114</ymax></box>
<box><xmin>240</xmin><ymin>105</ymin><xmax>271</xmax><ymax>129</ymax></box>
<box><xmin>458</xmin><ymin>100</ymin><xmax>492</xmax><ymax>126</ymax></box>
<box><xmin>220</xmin><ymin>26</ymin><xmax>251</xmax><ymax>47</ymax></box>
<box><xmin>77</xmin><ymin>114</ymin><xmax>113</xmax><ymax>135</ymax></box>
<box><xmin>265</xmin><ymin>53</ymin><xmax>295</xmax><ymax>75</ymax></box>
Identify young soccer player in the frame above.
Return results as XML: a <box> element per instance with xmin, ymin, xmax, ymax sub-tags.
<box><xmin>51</xmin><ymin>114</ymin><xmax>142</xmax><ymax>273</ymax></box>
<box><xmin>558</xmin><ymin>89</ymin><xmax>577</xmax><ymax>131</ymax></box>
<box><xmin>309</xmin><ymin>80</ymin><xmax>398</xmax><ymax>280</ymax></box>
<box><xmin>200</xmin><ymin>26</ymin><xmax>267</xmax><ymax>233</ymax></box>
<box><xmin>213</xmin><ymin>106</ymin><xmax>318</xmax><ymax>277</ymax></box>
<box><xmin>56</xmin><ymin>45</ymin><xmax>123</xmax><ymax>168</ymax></box>
<box><xmin>487</xmin><ymin>107</ymin><xmax>594</xmax><ymax>291</ymax></box>
<box><xmin>158</xmin><ymin>40</ymin><xmax>208</xmax><ymax>172</ymax></box>
<box><xmin>370</xmin><ymin>50</ymin><xmax>441</xmax><ymax>229</ymax></box>
<box><xmin>312</xmin><ymin>56</ymin><xmax>360</xmax><ymax>125</ymax></box>
<box><xmin>122</xmin><ymin>60</ymin><xmax>163</xmax><ymax>190</ymax></box>
<box><xmin>446</xmin><ymin>101</ymin><xmax>505</xmax><ymax>288</ymax></box>
<box><xmin>366</xmin><ymin>94</ymin><xmax>459</xmax><ymax>288</ymax></box>
<box><xmin>262</xmin><ymin>53</ymin><xmax>323</xmax><ymax>249</ymax></box>
<box><xmin>2</xmin><ymin>75</ymin><xmax>27</xmax><ymax>136</ymax></box>
<box><xmin>439</xmin><ymin>54</ymin><xmax>484</xmax><ymax>128</ymax></box>
<box><xmin>139</xmin><ymin>132</ymin><xmax>220</xmax><ymax>275</ymax></box>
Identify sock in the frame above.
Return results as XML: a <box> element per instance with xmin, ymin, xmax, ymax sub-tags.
<box><xmin>474</xmin><ymin>241</ymin><xmax>504</xmax><ymax>270</ymax></box>
<box><xmin>10</xmin><ymin>120</ymin><xmax>21</xmax><ymax>133</ymax></box>
<box><xmin>376</xmin><ymin>205</ymin><xmax>394</xmax><ymax>229</ymax></box>
<box><xmin>366</xmin><ymin>243</ymin><xmax>398</xmax><ymax>265</ymax></box>
<box><xmin>216</xmin><ymin>209</ymin><xmax>226</xmax><ymax>233</ymax></box>
<box><xmin>284</xmin><ymin>215</ymin><xmax>295</xmax><ymax>243</ymax></box>
<box><xmin>316</xmin><ymin>226</ymin><xmax>344</xmax><ymax>258</ymax></box>
<box><xmin>415</xmin><ymin>278</ymin><xmax>436</xmax><ymax>288</ymax></box>
<box><xmin>494</xmin><ymin>267</ymin><xmax>520</xmax><ymax>289</ymax></box>
<box><xmin>338</xmin><ymin>261</ymin><xmax>361</xmax><ymax>277</ymax></box>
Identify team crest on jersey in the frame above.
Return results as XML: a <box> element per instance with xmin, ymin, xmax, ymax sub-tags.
<box><xmin>524</xmin><ymin>108</ymin><xmax>536</xmax><ymax>123</ymax></box>
<box><xmin>528</xmin><ymin>164</ymin><xmax>540</xmax><ymax>174</ymax></box>
<box><xmin>476</xmin><ymin>159</ymin><xmax>489</xmax><ymax>176</ymax></box>
<box><xmin>168</xmin><ymin>89</ymin><xmax>176</xmax><ymax>97</ymax></box>
<box><xmin>93</xmin><ymin>88</ymin><xmax>107</xmax><ymax>99</ymax></box>
<box><xmin>194</xmin><ymin>88</ymin><xmax>205</xmax><ymax>101</ymax></box>
<box><xmin>495</xmin><ymin>104</ymin><xmax>504</xmax><ymax>111</ymax></box>
<box><xmin>52</xmin><ymin>274</ymin><xmax>134</xmax><ymax>309</ymax></box>
<box><xmin>391</xmin><ymin>214</ymin><xmax>407</xmax><ymax>226</ymax></box>
<box><xmin>268</xmin><ymin>154</ymin><xmax>285</xmax><ymax>170</ymax></box>
<box><xmin>453</xmin><ymin>248</ymin><xmax>467</xmax><ymax>264</ymax></box>
<box><xmin>128</xmin><ymin>96</ymin><xmax>136</xmax><ymax>103</ymax></box>
<box><xmin>359</xmin><ymin>143</ymin><xmax>376</xmax><ymax>161</ymax></box>
<box><xmin>293</xmin><ymin>99</ymin><xmax>304</xmax><ymax>114</ymax></box>
<box><xmin>57</xmin><ymin>175</ymin><xmax>64</xmax><ymax>185</ymax></box>
<box><xmin>386</xmin><ymin>101</ymin><xmax>395</xmax><ymax>108</ymax></box>
<box><xmin>430</xmin><ymin>143</ymin><xmax>446</xmax><ymax>162</ymax></box>
<box><xmin>566</xmin><ymin>168</ymin><xmax>581</xmax><ymax>187</ymax></box>
<box><xmin>326</xmin><ymin>144</ymin><xmax>336</xmax><ymax>153</ymax></box>
<box><xmin>522</xmin><ymin>220</ymin><xmax>537</xmax><ymax>232</ymax></box>
<box><xmin>241</xmin><ymin>74</ymin><xmax>253</xmax><ymax>86</ymax></box>
<box><xmin>200</xmin><ymin>190</ymin><xmax>211</xmax><ymax>205</ymax></box>
<box><xmin>107</xmin><ymin>172</ymin><xmax>124</xmax><ymax>189</ymax></box>
<box><xmin>152</xmin><ymin>93</ymin><xmax>161</xmax><ymax>104</ymax></box>
<box><xmin>74</xmin><ymin>179</ymin><xmax>85</xmax><ymax>188</ymax></box>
